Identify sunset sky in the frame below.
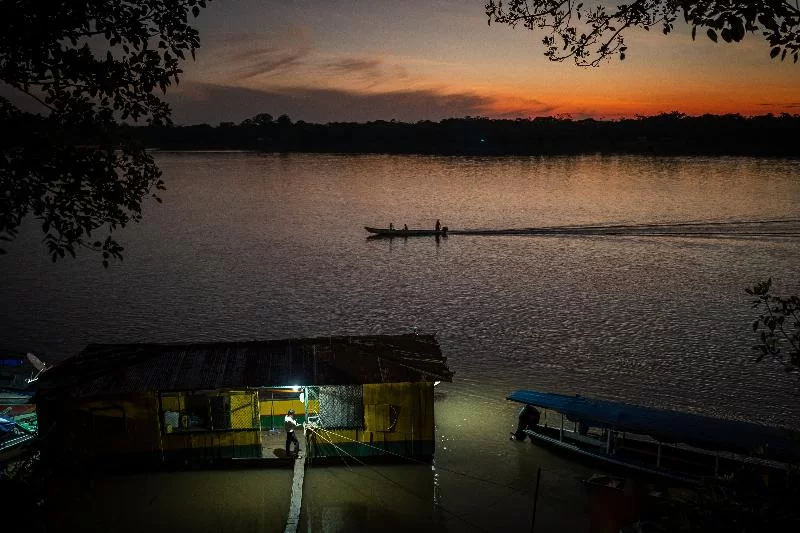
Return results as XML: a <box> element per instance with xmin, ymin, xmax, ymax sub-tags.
<box><xmin>166</xmin><ymin>0</ymin><xmax>800</xmax><ymax>125</ymax></box>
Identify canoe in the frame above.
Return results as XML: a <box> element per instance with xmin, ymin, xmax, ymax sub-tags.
<box><xmin>364</xmin><ymin>226</ymin><xmax>447</xmax><ymax>237</ymax></box>
<box><xmin>509</xmin><ymin>389</ymin><xmax>797</xmax><ymax>484</ymax></box>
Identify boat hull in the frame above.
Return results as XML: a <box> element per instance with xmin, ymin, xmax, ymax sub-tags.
<box><xmin>364</xmin><ymin>226</ymin><xmax>447</xmax><ymax>237</ymax></box>
<box><xmin>509</xmin><ymin>389</ymin><xmax>794</xmax><ymax>485</ymax></box>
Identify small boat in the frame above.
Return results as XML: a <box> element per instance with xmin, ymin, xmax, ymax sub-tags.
<box><xmin>0</xmin><ymin>414</ymin><xmax>36</xmax><ymax>464</ymax></box>
<box><xmin>364</xmin><ymin>226</ymin><xmax>448</xmax><ymax>237</ymax></box>
<box><xmin>0</xmin><ymin>389</ymin><xmax>34</xmax><ymax>406</ymax></box>
<box><xmin>509</xmin><ymin>389</ymin><xmax>798</xmax><ymax>484</ymax></box>
<box><xmin>0</xmin><ymin>351</ymin><xmax>44</xmax><ymax>464</ymax></box>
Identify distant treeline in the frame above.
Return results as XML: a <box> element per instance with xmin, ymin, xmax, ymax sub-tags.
<box><xmin>130</xmin><ymin>112</ymin><xmax>800</xmax><ymax>156</ymax></box>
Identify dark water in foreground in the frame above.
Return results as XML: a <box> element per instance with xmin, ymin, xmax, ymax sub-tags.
<box><xmin>3</xmin><ymin>153</ymin><xmax>799</xmax><ymax>531</ymax></box>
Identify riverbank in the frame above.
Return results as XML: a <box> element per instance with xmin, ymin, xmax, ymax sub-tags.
<box><xmin>130</xmin><ymin>113</ymin><xmax>800</xmax><ymax>157</ymax></box>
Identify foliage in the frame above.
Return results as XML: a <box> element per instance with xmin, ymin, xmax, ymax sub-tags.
<box><xmin>137</xmin><ymin>112</ymin><xmax>800</xmax><ymax>156</ymax></box>
<box><xmin>485</xmin><ymin>1</ymin><xmax>800</xmax><ymax>66</ymax></box>
<box><xmin>747</xmin><ymin>278</ymin><xmax>799</xmax><ymax>374</ymax></box>
<box><xmin>0</xmin><ymin>0</ymin><xmax>210</xmax><ymax>265</ymax></box>
<box><xmin>240</xmin><ymin>113</ymin><xmax>274</xmax><ymax>127</ymax></box>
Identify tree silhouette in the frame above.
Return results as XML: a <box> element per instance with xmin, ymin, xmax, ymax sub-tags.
<box><xmin>0</xmin><ymin>0</ymin><xmax>210</xmax><ymax>265</ymax></box>
<box><xmin>241</xmin><ymin>113</ymin><xmax>274</xmax><ymax>127</ymax></box>
<box><xmin>486</xmin><ymin>1</ymin><xmax>800</xmax><ymax>66</ymax></box>
<box><xmin>747</xmin><ymin>278</ymin><xmax>800</xmax><ymax>376</ymax></box>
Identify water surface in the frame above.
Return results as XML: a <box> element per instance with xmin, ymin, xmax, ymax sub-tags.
<box><xmin>3</xmin><ymin>152</ymin><xmax>799</xmax><ymax>531</ymax></box>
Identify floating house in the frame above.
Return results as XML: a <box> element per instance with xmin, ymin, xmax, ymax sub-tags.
<box><xmin>34</xmin><ymin>334</ymin><xmax>452</xmax><ymax>467</ymax></box>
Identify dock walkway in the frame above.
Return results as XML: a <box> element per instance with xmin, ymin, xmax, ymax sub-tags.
<box><xmin>284</xmin><ymin>451</ymin><xmax>306</xmax><ymax>533</ymax></box>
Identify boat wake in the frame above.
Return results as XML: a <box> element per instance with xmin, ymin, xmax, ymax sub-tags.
<box><xmin>448</xmin><ymin>218</ymin><xmax>800</xmax><ymax>239</ymax></box>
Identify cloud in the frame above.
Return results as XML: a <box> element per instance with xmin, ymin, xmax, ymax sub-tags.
<box><xmin>167</xmin><ymin>82</ymin><xmax>518</xmax><ymax>124</ymax></box>
<box><xmin>756</xmin><ymin>102</ymin><xmax>800</xmax><ymax>108</ymax></box>
<box><xmin>317</xmin><ymin>57</ymin><xmax>412</xmax><ymax>89</ymax></box>
<box><xmin>489</xmin><ymin>103</ymin><xmax>559</xmax><ymax>119</ymax></box>
<box><xmin>322</xmin><ymin>57</ymin><xmax>383</xmax><ymax>78</ymax></box>
<box><xmin>212</xmin><ymin>26</ymin><xmax>314</xmax><ymax>81</ymax></box>
<box><xmin>232</xmin><ymin>45</ymin><xmax>312</xmax><ymax>80</ymax></box>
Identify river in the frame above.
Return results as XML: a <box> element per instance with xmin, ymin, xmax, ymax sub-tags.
<box><xmin>2</xmin><ymin>152</ymin><xmax>799</xmax><ymax>531</ymax></box>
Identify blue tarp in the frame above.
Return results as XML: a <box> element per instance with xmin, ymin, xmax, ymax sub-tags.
<box><xmin>0</xmin><ymin>416</ymin><xmax>16</xmax><ymax>435</ymax></box>
<box><xmin>508</xmin><ymin>389</ymin><xmax>800</xmax><ymax>462</ymax></box>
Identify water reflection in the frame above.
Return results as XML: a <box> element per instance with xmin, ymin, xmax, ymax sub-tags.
<box><xmin>46</xmin><ymin>469</ymin><xmax>293</xmax><ymax>533</ymax></box>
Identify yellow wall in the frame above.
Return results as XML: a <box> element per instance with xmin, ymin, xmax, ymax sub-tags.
<box><xmin>41</xmin><ymin>390</ymin><xmax>263</xmax><ymax>464</ymax></box>
<box><xmin>363</xmin><ymin>382</ymin><xmax>434</xmax><ymax>442</ymax></box>
<box><xmin>160</xmin><ymin>426</ymin><xmax>261</xmax><ymax>456</ymax></box>
<box><xmin>230</xmin><ymin>391</ymin><xmax>258</xmax><ymax>429</ymax></box>
<box><xmin>309</xmin><ymin>382</ymin><xmax>435</xmax><ymax>454</ymax></box>
<box><xmin>259</xmin><ymin>399</ymin><xmax>307</xmax><ymax>416</ymax></box>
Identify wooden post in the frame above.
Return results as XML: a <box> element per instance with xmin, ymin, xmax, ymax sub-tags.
<box><xmin>411</xmin><ymin>412</ymin><xmax>415</xmax><ymax>457</ymax></box>
<box><xmin>531</xmin><ymin>467</ymin><xmax>542</xmax><ymax>533</ymax></box>
<box><xmin>270</xmin><ymin>391</ymin><xmax>275</xmax><ymax>431</ymax></box>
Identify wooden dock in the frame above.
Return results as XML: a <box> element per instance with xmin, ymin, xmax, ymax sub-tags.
<box><xmin>284</xmin><ymin>434</ymin><xmax>307</xmax><ymax>533</ymax></box>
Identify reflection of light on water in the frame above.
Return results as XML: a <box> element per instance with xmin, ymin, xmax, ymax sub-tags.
<box><xmin>432</xmin><ymin>462</ymin><xmax>442</xmax><ymax>507</ymax></box>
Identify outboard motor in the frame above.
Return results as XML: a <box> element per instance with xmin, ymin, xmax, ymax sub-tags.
<box><xmin>514</xmin><ymin>405</ymin><xmax>540</xmax><ymax>441</ymax></box>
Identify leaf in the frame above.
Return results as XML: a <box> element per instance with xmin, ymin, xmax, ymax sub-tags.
<box><xmin>192</xmin><ymin>6</ymin><xmax>200</xmax><ymax>17</ymax></box>
<box><xmin>691</xmin><ymin>26</ymin><xmax>697</xmax><ymax>41</ymax></box>
<box><xmin>707</xmin><ymin>29</ymin><xmax>717</xmax><ymax>43</ymax></box>
<box><xmin>770</xmin><ymin>47</ymin><xmax>780</xmax><ymax>58</ymax></box>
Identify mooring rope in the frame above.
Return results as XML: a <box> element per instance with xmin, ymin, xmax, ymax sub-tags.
<box><xmin>311</xmin><ymin>425</ymin><xmax>530</xmax><ymax>493</ymax></box>
<box><xmin>310</xmin><ymin>428</ymin><xmax>497</xmax><ymax>533</ymax></box>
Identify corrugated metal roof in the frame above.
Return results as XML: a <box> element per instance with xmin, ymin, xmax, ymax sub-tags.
<box><xmin>37</xmin><ymin>335</ymin><xmax>453</xmax><ymax>398</ymax></box>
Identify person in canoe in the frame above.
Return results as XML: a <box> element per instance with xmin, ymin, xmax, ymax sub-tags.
<box><xmin>435</xmin><ymin>219</ymin><xmax>441</xmax><ymax>232</ymax></box>
<box><xmin>389</xmin><ymin>222</ymin><xmax>395</xmax><ymax>231</ymax></box>
<box><xmin>403</xmin><ymin>224</ymin><xmax>408</xmax><ymax>231</ymax></box>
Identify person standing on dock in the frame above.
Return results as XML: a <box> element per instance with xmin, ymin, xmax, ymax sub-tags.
<box><xmin>435</xmin><ymin>219</ymin><xmax>441</xmax><ymax>232</ymax></box>
<box><xmin>285</xmin><ymin>409</ymin><xmax>301</xmax><ymax>457</ymax></box>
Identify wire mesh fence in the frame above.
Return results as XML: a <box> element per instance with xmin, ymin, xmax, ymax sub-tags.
<box><xmin>308</xmin><ymin>385</ymin><xmax>364</xmax><ymax>429</ymax></box>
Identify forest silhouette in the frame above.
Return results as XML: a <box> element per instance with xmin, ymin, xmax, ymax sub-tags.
<box><xmin>134</xmin><ymin>112</ymin><xmax>800</xmax><ymax>156</ymax></box>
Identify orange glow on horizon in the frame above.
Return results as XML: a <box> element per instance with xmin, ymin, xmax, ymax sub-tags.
<box><xmin>170</xmin><ymin>3</ymin><xmax>800</xmax><ymax>124</ymax></box>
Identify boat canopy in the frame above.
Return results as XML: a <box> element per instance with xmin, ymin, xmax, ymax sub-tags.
<box><xmin>508</xmin><ymin>389</ymin><xmax>800</xmax><ymax>463</ymax></box>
